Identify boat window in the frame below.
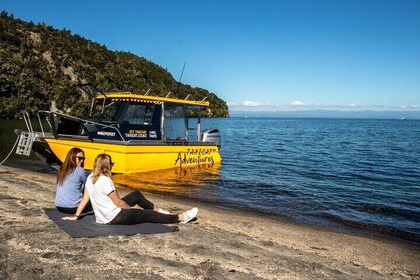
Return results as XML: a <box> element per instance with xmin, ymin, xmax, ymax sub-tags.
<box><xmin>163</xmin><ymin>104</ymin><xmax>187</xmax><ymax>140</ymax></box>
<box><xmin>121</xmin><ymin>103</ymin><xmax>155</xmax><ymax>125</ymax></box>
<box><xmin>99</xmin><ymin>101</ymin><xmax>126</xmax><ymax>123</ymax></box>
<box><xmin>87</xmin><ymin>104</ymin><xmax>103</xmax><ymax>120</ymax></box>
<box><xmin>187</xmin><ymin>117</ymin><xmax>200</xmax><ymax>141</ymax></box>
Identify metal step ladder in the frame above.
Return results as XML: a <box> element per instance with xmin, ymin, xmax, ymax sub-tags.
<box><xmin>16</xmin><ymin>131</ymin><xmax>36</xmax><ymax>156</ymax></box>
<box><xmin>15</xmin><ymin>112</ymin><xmax>36</xmax><ymax>156</ymax></box>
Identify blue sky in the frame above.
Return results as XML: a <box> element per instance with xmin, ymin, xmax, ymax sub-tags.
<box><xmin>1</xmin><ymin>0</ymin><xmax>419</xmax><ymax>112</ymax></box>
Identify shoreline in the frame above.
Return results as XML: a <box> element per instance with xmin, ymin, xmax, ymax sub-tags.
<box><xmin>139</xmin><ymin>187</ymin><xmax>420</xmax><ymax>248</ymax></box>
<box><xmin>158</xmin><ymin>193</ymin><xmax>420</xmax><ymax>247</ymax></box>
<box><xmin>5</xmin><ymin>159</ymin><xmax>418</xmax><ymax>246</ymax></box>
<box><xmin>0</xmin><ymin>164</ymin><xmax>419</xmax><ymax>279</ymax></box>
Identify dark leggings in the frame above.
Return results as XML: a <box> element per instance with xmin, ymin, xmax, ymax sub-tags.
<box><xmin>121</xmin><ymin>190</ymin><xmax>155</xmax><ymax>209</ymax></box>
<box><xmin>56</xmin><ymin>201</ymin><xmax>93</xmax><ymax>214</ymax></box>
<box><xmin>109</xmin><ymin>190</ymin><xmax>179</xmax><ymax>225</ymax></box>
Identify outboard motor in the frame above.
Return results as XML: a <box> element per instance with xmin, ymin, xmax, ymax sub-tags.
<box><xmin>201</xmin><ymin>128</ymin><xmax>221</xmax><ymax>148</ymax></box>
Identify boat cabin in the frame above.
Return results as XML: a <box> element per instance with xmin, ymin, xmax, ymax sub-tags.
<box><xmin>51</xmin><ymin>93</ymin><xmax>220</xmax><ymax>146</ymax></box>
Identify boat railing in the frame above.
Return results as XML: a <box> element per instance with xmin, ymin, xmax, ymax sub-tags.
<box><xmin>36</xmin><ymin>110</ymin><xmax>126</xmax><ymax>142</ymax></box>
<box><xmin>22</xmin><ymin>111</ymin><xmax>34</xmax><ymax>133</ymax></box>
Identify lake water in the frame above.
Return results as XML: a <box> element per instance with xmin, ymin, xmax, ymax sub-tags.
<box><xmin>1</xmin><ymin>118</ymin><xmax>419</xmax><ymax>244</ymax></box>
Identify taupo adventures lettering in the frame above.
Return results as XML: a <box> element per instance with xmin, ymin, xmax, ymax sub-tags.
<box><xmin>174</xmin><ymin>152</ymin><xmax>214</xmax><ymax>166</ymax></box>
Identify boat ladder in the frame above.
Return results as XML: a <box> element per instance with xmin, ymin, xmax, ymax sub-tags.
<box><xmin>15</xmin><ymin>112</ymin><xmax>36</xmax><ymax>156</ymax></box>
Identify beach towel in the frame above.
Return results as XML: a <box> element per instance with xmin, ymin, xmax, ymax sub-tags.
<box><xmin>44</xmin><ymin>208</ymin><xmax>179</xmax><ymax>238</ymax></box>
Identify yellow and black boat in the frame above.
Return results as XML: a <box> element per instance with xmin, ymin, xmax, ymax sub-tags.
<box><xmin>15</xmin><ymin>91</ymin><xmax>222</xmax><ymax>173</ymax></box>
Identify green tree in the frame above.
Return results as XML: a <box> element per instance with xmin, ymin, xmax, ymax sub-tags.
<box><xmin>0</xmin><ymin>11</ymin><xmax>229</xmax><ymax>119</ymax></box>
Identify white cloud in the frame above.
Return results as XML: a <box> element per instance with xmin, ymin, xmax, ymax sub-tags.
<box><xmin>289</xmin><ymin>101</ymin><xmax>306</xmax><ymax>106</ymax></box>
<box><xmin>330</xmin><ymin>103</ymin><xmax>361</xmax><ymax>108</ymax></box>
<box><xmin>289</xmin><ymin>101</ymin><xmax>361</xmax><ymax>108</ymax></box>
<box><xmin>368</xmin><ymin>104</ymin><xmax>386</xmax><ymax>108</ymax></box>
<box><xmin>241</xmin><ymin>100</ymin><xmax>271</xmax><ymax>107</ymax></box>
<box><xmin>228</xmin><ymin>100</ymin><xmax>271</xmax><ymax>107</ymax></box>
<box><xmin>398</xmin><ymin>104</ymin><xmax>420</xmax><ymax>109</ymax></box>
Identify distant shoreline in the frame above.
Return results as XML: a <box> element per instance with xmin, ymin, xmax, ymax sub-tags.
<box><xmin>1</xmin><ymin>112</ymin><xmax>420</xmax><ymax>120</ymax></box>
<box><xmin>230</xmin><ymin>110</ymin><xmax>420</xmax><ymax>119</ymax></box>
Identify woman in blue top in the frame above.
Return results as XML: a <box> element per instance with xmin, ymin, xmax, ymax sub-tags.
<box><xmin>55</xmin><ymin>147</ymin><xmax>90</xmax><ymax>214</ymax></box>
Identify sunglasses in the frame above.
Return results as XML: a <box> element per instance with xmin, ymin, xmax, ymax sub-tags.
<box><xmin>76</xmin><ymin>156</ymin><xmax>85</xmax><ymax>161</ymax></box>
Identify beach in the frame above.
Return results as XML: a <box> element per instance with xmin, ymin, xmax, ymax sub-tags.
<box><xmin>0</xmin><ymin>164</ymin><xmax>419</xmax><ymax>280</ymax></box>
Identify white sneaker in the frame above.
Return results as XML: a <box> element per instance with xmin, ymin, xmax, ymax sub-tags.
<box><xmin>156</xmin><ymin>208</ymin><xmax>170</xmax><ymax>215</ymax></box>
<box><xmin>180</xmin><ymin>207</ymin><xmax>198</xmax><ymax>224</ymax></box>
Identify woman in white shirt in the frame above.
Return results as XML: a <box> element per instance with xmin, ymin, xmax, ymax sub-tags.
<box><xmin>63</xmin><ymin>154</ymin><xmax>198</xmax><ymax>224</ymax></box>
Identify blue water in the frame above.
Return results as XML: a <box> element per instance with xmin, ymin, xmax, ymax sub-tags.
<box><xmin>1</xmin><ymin>118</ymin><xmax>419</xmax><ymax>243</ymax></box>
<box><xmin>202</xmin><ymin>118</ymin><xmax>420</xmax><ymax>244</ymax></box>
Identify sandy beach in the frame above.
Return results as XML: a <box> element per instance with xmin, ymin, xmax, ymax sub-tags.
<box><xmin>0</xmin><ymin>164</ymin><xmax>419</xmax><ymax>280</ymax></box>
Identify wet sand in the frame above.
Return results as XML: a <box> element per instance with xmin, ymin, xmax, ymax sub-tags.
<box><xmin>0</xmin><ymin>164</ymin><xmax>419</xmax><ymax>279</ymax></box>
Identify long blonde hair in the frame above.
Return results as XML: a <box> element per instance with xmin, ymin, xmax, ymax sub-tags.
<box><xmin>57</xmin><ymin>147</ymin><xmax>84</xmax><ymax>185</ymax></box>
<box><xmin>91</xmin><ymin>154</ymin><xmax>113</xmax><ymax>184</ymax></box>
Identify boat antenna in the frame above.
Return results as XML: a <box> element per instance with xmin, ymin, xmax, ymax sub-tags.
<box><xmin>175</xmin><ymin>61</ymin><xmax>187</xmax><ymax>94</ymax></box>
<box><xmin>178</xmin><ymin>61</ymin><xmax>187</xmax><ymax>84</ymax></box>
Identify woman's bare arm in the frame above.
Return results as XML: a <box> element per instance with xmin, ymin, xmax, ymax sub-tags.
<box><xmin>62</xmin><ymin>187</ymin><xmax>90</xmax><ymax>221</ymax></box>
<box><xmin>108</xmin><ymin>190</ymin><xmax>130</xmax><ymax>209</ymax></box>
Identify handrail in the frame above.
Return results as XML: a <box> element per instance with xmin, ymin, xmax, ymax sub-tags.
<box><xmin>36</xmin><ymin>110</ymin><xmax>126</xmax><ymax>142</ymax></box>
<box><xmin>22</xmin><ymin>111</ymin><xmax>33</xmax><ymax>133</ymax></box>
<box><xmin>37</xmin><ymin>110</ymin><xmax>59</xmax><ymax>136</ymax></box>
<box><xmin>37</xmin><ymin>111</ymin><xmax>47</xmax><ymax>135</ymax></box>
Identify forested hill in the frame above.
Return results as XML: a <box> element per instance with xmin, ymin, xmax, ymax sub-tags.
<box><xmin>0</xmin><ymin>12</ymin><xmax>229</xmax><ymax>118</ymax></box>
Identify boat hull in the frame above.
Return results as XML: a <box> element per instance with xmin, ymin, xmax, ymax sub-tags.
<box><xmin>39</xmin><ymin>137</ymin><xmax>221</xmax><ymax>173</ymax></box>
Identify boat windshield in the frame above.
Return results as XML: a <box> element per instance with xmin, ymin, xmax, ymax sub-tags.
<box><xmin>99</xmin><ymin>101</ymin><xmax>127</xmax><ymax>123</ymax></box>
<box><xmin>121</xmin><ymin>103</ymin><xmax>155</xmax><ymax>125</ymax></box>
